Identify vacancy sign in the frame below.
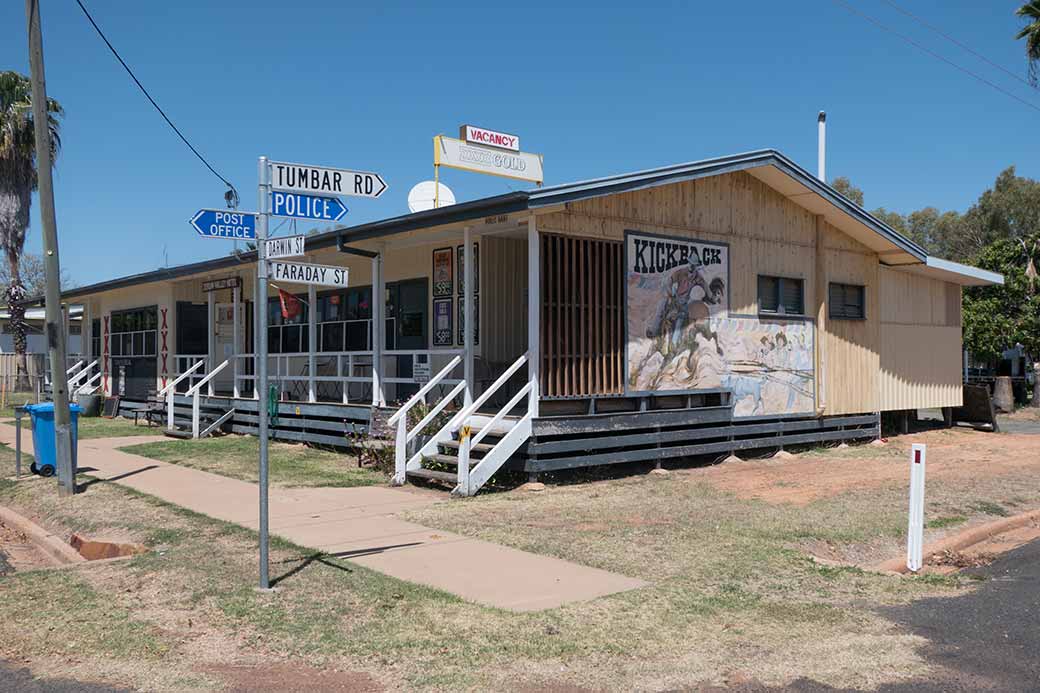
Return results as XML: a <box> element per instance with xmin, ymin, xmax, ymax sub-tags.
<box><xmin>435</xmin><ymin>135</ymin><xmax>543</xmax><ymax>184</ymax></box>
<box><xmin>269</xmin><ymin>260</ymin><xmax>348</xmax><ymax>288</ymax></box>
<box><xmin>265</xmin><ymin>235</ymin><xmax>305</xmax><ymax>260</ymax></box>
<box><xmin>270</xmin><ymin>161</ymin><xmax>387</xmax><ymax>199</ymax></box>
<box><xmin>460</xmin><ymin>125</ymin><xmax>520</xmax><ymax>151</ymax></box>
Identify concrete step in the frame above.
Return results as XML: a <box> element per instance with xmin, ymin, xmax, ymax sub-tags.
<box><xmin>162</xmin><ymin>429</ymin><xmax>194</xmax><ymax>440</ymax></box>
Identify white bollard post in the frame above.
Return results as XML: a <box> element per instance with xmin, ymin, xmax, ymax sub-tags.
<box><xmin>393</xmin><ymin>414</ymin><xmax>406</xmax><ymax>485</ymax></box>
<box><xmin>906</xmin><ymin>443</ymin><xmax>927</xmax><ymax>572</ymax></box>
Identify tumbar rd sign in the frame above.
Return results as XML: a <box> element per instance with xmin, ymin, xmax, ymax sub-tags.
<box><xmin>270</xmin><ymin>161</ymin><xmax>387</xmax><ymax>199</ymax></box>
<box><xmin>269</xmin><ymin>260</ymin><xmax>349</xmax><ymax>288</ymax></box>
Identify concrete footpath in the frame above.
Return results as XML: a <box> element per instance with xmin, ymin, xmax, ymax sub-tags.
<box><xmin>1</xmin><ymin>427</ymin><xmax>645</xmax><ymax>611</ymax></box>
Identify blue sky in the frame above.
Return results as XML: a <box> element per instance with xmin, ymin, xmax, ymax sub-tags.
<box><xmin>3</xmin><ymin>1</ymin><xmax>1038</xmax><ymax>285</ymax></box>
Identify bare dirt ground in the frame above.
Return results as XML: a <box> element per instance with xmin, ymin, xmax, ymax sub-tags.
<box><xmin>684</xmin><ymin>427</ymin><xmax>1036</xmax><ymax>507</ymax></box>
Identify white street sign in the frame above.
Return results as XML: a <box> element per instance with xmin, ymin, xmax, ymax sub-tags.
<box><xmin>265</xmin><ymin>235</ymin><xmax>305</xmax><ymax>260</ymax></box>
<box><xmin>269</xmin><ymin>260</ymin><xmax>348</xmax><ymax>288</ymax></box>
<box><xmin>270</xmin><ymin>161</ymin><xmax>387</xmax><ymax>198</ymax></box>
<box><xmin>435</xmin><ymin>135</ymin><xmax>543</xmax><ymax>183</ymax></box>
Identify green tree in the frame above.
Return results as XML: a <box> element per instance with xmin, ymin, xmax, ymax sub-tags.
<box><xmin>830</xmin><ymin>176</ymin><xmax>864</xmax><ymax>206</ymax></box>
<box><xmin>963</xmin><ymin>236</ymin><xmax>1040</xmax><ymax>404</ymax></box>
<box><xmin>1016</xmin><ymin>1</ymin><xmax>1040</xmax><ymax>84</ymax></box>
<box><xmin>0</xmin><ymin>71</ymin><xmax>62</xmax><ymax>387</ymax></box>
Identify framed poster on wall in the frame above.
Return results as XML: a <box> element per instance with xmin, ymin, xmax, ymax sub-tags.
<box><xmin>457</xmin><ymin>296</ymin><xmax>479</xmax><ymax>346</ymax></box>
<box><xmin>433</xmin><ymin>298</ymin><xmax>453</xmax><ymax>346</ymax></box>
<box><xmin>433</xmin><ymin>247</ymin><xmax>453</xmax><ymax>298</ymax></box>
<box><xmin>456</xmin><ymin>243</ymin><xmax>479</xmax><ymax>296</ymax></box>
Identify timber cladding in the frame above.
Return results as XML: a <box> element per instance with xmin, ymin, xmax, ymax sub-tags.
<box><xmin>540</xmin><ymin>233</ymin><xmax>624</xmax><ymax>398</ymax></box>
<box><xmin>537</xmin><ymin>170</ymin><xmax>886</xmax><ymax>416</ymax></box>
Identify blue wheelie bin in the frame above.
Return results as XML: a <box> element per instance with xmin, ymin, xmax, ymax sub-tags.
<box><xmin>26</xmin><ymin>402</ymin><xmax>82</xmax><ymax>477</ymax></box>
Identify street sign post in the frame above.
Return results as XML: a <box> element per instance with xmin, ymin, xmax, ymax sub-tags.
<box><xmin>265</xmin><ymin>235</ymin><xmax>305</xmax><ymax>260</ymax></box>
<box><xmin>254</xmin><ymin>158</ymin><xmax>382</xmax><ymax>591</ymax></box>
<box><xmin>271</xmin><ymin>191</ymin><xmax>347</xmax><ymax>222</ymax></box>
<box><xmin>190</xmin><ymin>209</ymin><xmax>257</xmax><ymax>240</ymax></box>
<box><xmin>269</xmin><ymin>260</ymin><xmax>349</xmax><ymax>288</ymax></box>
<box><xmin>270</xmin><ymin>161</ymin><xmax>387</xmax><ymax>199</ymax></box>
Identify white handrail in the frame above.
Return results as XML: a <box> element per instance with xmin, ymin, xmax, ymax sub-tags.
<box><xmin>159</xmin><ymin>359</ymin><xmax>206</xmax><ymax>397</ymax></box>
<box><xmin>67</xmin><ymin>360</ymin><xmax>98</xmax><ymax>389</ymax></box>
<box><xmin>471</xmin><ymin>382</ymin><xmax>532</xmax><ymax>448</ymax></box>
<box><xmin>407</xmin><ymin>381</ymin><xmax>466</xmax><ymax>442</ymax></box>
<box><xmin>387</xmin><ymin>355</ymin><xmax>461</xmax><ymax>425</ymax></box>
<box><xmin>65</xmin><ymin>360</ymin><xmax>84</xmax><ymax>376</ymax></box>
<box><xmin>450</xmin><ymin>353</ymin><xmax>527</xmax><ymax>432</ymax></box>
<box><xmin>76</xmin><ymin>372</ymin><xmax>102</xmax><ymax>395</ymax></box>
<box><xmin>187</xmin><ymin>360</ymin><xmax>229</xmax><ymax>396</ymax></box>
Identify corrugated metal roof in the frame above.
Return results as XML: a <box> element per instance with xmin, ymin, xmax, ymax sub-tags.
<box><xmin>43</xmin><ymin>149</ymin><xmax>965</xmax><ymax>302</ymax></box>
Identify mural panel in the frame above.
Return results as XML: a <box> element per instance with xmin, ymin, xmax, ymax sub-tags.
<box><xmin>625</xmin><ymin>230</ymin><xmax>815</xmax><ymax>417</ymax></box>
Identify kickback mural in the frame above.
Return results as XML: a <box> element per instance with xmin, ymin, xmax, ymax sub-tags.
<box><xmin>625</xmin><ymin>231</ymin><xmax>815</xmax><ymax>417</ymax></box>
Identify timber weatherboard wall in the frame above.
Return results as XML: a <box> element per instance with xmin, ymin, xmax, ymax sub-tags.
<box><xmin>878</xmin><ymin>267</ymin><xmax>962</xmax><ymax>410</ymax></box>
<box><xmin>537</xmin><ymin>170</ymin><xmax>885</xmax><ymax>415</ymax></box>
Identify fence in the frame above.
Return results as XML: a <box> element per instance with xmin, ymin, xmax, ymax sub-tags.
<box><xmin>0</xmin><ymin>353</ymin><xmax>46</xmax><ymax>401</ymax></box>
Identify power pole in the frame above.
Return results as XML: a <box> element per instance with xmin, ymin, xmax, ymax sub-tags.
<box><xmin>26</xmin><ymin>0</ymin><xmax>75</xmax><ymax>496</ymax></box>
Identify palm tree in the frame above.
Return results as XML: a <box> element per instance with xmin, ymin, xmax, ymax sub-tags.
<box><xmin>0</xmin><ymin>71</ymin><xmax>62</xmax><ymax>390</ymax></box>
<box><xmin>1016</xmin><ymin>1</ymin><xmax>1040</xmax><ymax>84</ymax></box>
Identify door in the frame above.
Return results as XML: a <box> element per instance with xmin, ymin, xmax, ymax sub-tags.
<box><xmin>214</xmin><ymin>303</ymin><xmax>244</xmax><ymax>394</ymax></box>
<box><xmin>388</xmin><ymin>279</ymin><xmax>427</xmax><ymax>400</ymax></box>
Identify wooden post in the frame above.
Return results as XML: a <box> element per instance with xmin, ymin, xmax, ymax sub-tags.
<box><xmin>527</xmin><ymin>215</ymin><xmax>540</xmax><ymax>418</ymax></box>
<box><xmin>207</xmin><ymin>289</ymin><xmax>215</xmax><ymax>397</ymax></box>
<box><xmin>307</xmin><ymin>283</ymin><xmax>317</xmax><ymax>403</ymax></box>
<box><xmin>232</xmin><ymin>284</ymin><xmax>241</xmax><ymax>399</ymax></box>
<box><xmin>813</xmin><ymin>215</ymin><xmax>827</xmax><ymax>416</ymax></box>
<box><xmin>463</xmin><ymin>227</ymin><xmax>474</xmax><ymax>408</ymax></box>
<box><xmin>371</xmin><ymin>252</ymin><xmax>385</xmax><ymax>407</ymax></box>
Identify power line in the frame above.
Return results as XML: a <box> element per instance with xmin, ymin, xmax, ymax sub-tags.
<box><xmin>830</xmin><ymin>0</ymin><xmax>1040</xmax><ymax>115</ymax></box>
<box><xmin>74</xmin><ymin>0</ymin><xmax>239</xmax><ymax>205</ymax></box>
<box><xmin>879</xmin><ymin>0</ymin><xmax>1036</xmax><ymax>92</ymax></box>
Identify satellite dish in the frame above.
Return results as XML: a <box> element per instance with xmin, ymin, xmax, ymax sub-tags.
<box><xmin>408</xmin><ymin>181</ymin><xmax>456</xmax><ymax>213</ymax></box>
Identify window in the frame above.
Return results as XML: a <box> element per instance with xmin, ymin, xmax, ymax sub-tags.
<box><xmin>108</xmin><ymin>307</ymin><xmax>158</xmax><ymax>357</ymax></box>
<box><xmin>91</xmin><ymin>319</ymin><xmax>101</xmax><ymax>361</ymax></box>
<box><xmin>829</xmin><ymin>283</ymin><xmax>866</xmax><ymax>320</ymax></box>
<box><xmin>758</xmin><ymin>275</ymin><xmax>805</xmax><ymax>316</ymax></box>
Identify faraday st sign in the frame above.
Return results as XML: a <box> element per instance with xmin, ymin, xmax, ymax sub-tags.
<box><xmin>269</xmin><ymin>260</ymin><xmax>349</xmax><ymax>288</ymax></box>
<box><xmin>270</xmin><ymin>161</ymin><xmax>387</xmax><ymax>199</ymax></box>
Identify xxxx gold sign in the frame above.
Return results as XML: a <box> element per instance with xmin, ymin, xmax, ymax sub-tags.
<box><xmin>434</xmin><ymin>135</ymin><xmax>543</xmax><ymax>184</ymax></box>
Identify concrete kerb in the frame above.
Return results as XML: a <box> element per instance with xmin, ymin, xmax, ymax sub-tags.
<box><xmin>873</xmin><ymin>507</ymin><xmax>1040</xmax><ymax>574</ymax></box>
<box><xmin>0</xmin><ymin>503</ymin><xmax>85</xmax><ymax>566</ymax></box>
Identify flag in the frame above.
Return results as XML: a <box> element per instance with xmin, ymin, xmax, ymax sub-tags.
<box><xmin>279</xmin><ymin>289</ymin><xmax>302</xmax><ymax>320</ymax></box>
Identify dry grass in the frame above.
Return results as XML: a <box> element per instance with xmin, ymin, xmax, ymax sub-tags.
<box><xmin>120</xmin><ymin>435</ymin><xmax>385</xmax><ymax>488</ymax></box>
<box><xmin>3</xmin><ymin>429</ymin><xmax>1035</xmax><ymax>691</ymax></box>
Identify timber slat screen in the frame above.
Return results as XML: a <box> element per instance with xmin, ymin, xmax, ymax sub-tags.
<box><xmin>541</xmin><ymin>234</ymin><xmax>624</xmax><ymax>398</ymax></box>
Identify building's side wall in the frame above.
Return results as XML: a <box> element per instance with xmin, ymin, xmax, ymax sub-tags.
<box><xmin>821</xmin><ymin>222</ymin><xmax>880</xmax><ymax>415</ymax></box>
<box><xmin>538</xmin><ymin>170</ymin><xmax>883</xmax><ymax>416</ymax></box>
<box><xmin>879</xmin><ymin>268</ymin><xmax>962</xmax><ymax>410</ymax></box>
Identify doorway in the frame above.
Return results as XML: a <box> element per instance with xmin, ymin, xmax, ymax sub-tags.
<box><xmin>386</xmin><ymin>278</ymin><xmax>427</xmax><ymax>401</ymax></box>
